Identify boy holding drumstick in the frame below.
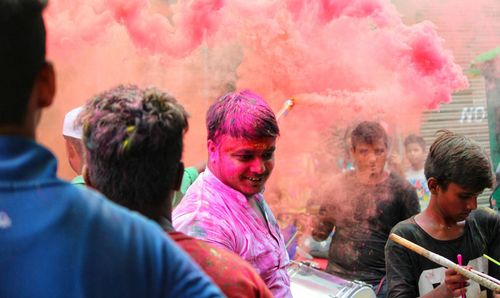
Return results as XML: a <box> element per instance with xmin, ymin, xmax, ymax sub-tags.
<box><xmin>385</xmin><ymin>130</ymin><xmax>500</xmax><ymax>298</ymax></box>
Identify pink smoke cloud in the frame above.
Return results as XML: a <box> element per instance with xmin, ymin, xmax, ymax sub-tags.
<box><xmin>39</xmin><ymin>0</ymin><xmax>478</xmax><ymax>219</ymax></box>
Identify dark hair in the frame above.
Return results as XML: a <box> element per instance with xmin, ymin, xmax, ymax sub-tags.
<box><xmin>425</xmin><ymin>130</ymin><xmax>493</xmax><ymax>192</ymax></box>
<box><xmin>404</xmin><ymin>134</ymin><xmax>426</xmax><ymax>151</ymax></box>
<box><xmin>79</xmin><ymin>85</ymin><xmax>188</xmax><ymax>210</ymax></box>
<box><xmin>350</xmin><ymin>121</ymin><xmax>388</xmax><ymax>149</ymax></box>
<box><xmin>206</xmin><ymin>90</ymin><xmax>279</xmax><ymax>143</ymax></box>
<box><xmin>0</xmin><ymin>0</ymin><xmax>47</xmax><ymax>125</ymax></box>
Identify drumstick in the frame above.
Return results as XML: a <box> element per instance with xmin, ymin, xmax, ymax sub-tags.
<box><xmin>471</xmin><ymin>269</ymin><xmax>500</xmax><ymax>285</ymax></box>
<box><xmin>389</xmin><ymin>233</ymin><xmax>500</xmax><ymax>293</ymax></box>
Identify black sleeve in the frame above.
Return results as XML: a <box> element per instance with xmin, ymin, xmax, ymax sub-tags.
<box><xmin>385</xmin><ymin>223</ymin><xmax>420</xmax><ymax>298</ymax></box>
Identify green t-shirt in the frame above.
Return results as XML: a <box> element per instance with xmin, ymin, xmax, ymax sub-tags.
<box><xmin>71</xmin><ymin>175</ymin><xmax>85</xmax><ymax>186</ymax></box>
<box><xmin>172</xmin><ymin>167</ymin><xmax>199</xmax><ymax>208</ymax></box>
<box><xmin>492</xmin><ymin>186</ymin><xmax>500</xmax><ymax>211</ymax></box>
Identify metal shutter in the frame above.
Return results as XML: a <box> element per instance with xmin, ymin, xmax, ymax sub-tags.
<box><xmin>420</xmin><ymin>76</ymin><xmax>493</xmax><ymax>207</ymax></box>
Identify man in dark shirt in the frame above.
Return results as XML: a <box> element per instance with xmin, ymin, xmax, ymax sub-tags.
<box><xmin>312</xmin><ymin>121</ymin><xmax>419</xmax><ymax>297</ymax></box>
<box><xmin>385</xmin><ymin>130</ymin><xmax>500</xmax><ymax>298</ymax></box>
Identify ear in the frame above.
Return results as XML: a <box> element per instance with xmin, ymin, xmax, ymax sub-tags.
<box><xmin>173</xmin><ymin>162</ymin><xmax>185</xmax><ymax>191</ymax></box>
<box><xmin>36</xmin><ymin>62</ymin><xmax>56</xmax><ymax>108</ymax></box>
<box><xmin>427</xmin><ymin>177</ymin><xmax>439</xmax><ymax>195</ymax></box>
<box><xmin>207</xmin><ymin>139</ymin><xmax>218</xmax><ymax>161</ymax></box>
<box><xmin>82</xmin><ymin>165</ymin><xmax>92</xmax><ymax>188</ymax></box>
<box><xmin>65</xmin><ymin>139</ymin><xmax>78</xmax><ymax>174</ymax></box>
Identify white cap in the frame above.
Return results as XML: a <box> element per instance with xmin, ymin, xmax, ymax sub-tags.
<box><xmin>62</xmin><ymin>106</ymin><xmax>83</xmax><ymax>139</ymax></box>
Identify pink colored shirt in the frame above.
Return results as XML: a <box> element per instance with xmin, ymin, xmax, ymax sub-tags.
<box><xmin>173</xmin><ymin>169</ymin><xmax>292</xmax><ymax>298</ymax></box>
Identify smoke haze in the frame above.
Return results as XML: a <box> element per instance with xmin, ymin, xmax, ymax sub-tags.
<box><xmin>37</xmin><ymin>0</ymin><xmax>497</xmax><ymax>219</ymax></box>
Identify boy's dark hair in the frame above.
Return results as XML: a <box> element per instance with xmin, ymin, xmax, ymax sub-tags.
<box><xmin>0</xmin><ymin>0</ymin><xmax>47</xmax><ymax>125</ymax></box>
<box><xmin>79</xmin><ymin>85</ymin><xmax>188</xmax><ymax>211</ymax></box>
<box><xmin>206</xmin><ymin>90</ymin><xmax>279</xmax><ymax>143</ymax></box>
<box><xmin>350</xmin><ymin>121</ymin><xmax>388</xmax><ymax>150</ymax></box>
<box><xmin>425</xmin><ymin>130</ymin><xmax>493</xmax><ymax>192</ymax></box>
<box><xmin>404</xmin><ymin>134</ymin><xmax>426</xmax><ymax>151</ymax></box>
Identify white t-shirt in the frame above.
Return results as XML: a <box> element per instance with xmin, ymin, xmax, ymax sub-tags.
<box><xmin>405</xmin><ymin>168</ymin><xmax>430</xmax><ymax>211</ymax></box>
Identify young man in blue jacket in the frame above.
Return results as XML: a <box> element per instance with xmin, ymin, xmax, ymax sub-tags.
<box><xmin>0</xmin><ymin>1</ymin><xmax>222</xmax><ymax>297</ymax></box>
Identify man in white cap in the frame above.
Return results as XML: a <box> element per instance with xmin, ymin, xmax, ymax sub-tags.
<box><xmin>62</xmin><ymin>106</ymin><xmax>85</xmax><ymax>185</ymax></box>
<box><xmin>63</xmin><ymin>105</ymin><xmax>206</xmax><ymax>195</ymax></box>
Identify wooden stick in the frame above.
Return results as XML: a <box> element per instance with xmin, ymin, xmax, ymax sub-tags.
<box><xmin>471</xmin><ymin>269</ymin><xmax>500</xmax><ymax>285</ymax></box>
<box><xmin>389</xmin><ymin>233</ymin><xmax>500</xmax><ymax>293</ymax></box>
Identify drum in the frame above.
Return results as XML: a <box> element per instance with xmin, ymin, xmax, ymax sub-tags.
<box><xmin>288</xmin><ymin>261</ymin><xmax>376</xmax><ymax>298</ymax></box>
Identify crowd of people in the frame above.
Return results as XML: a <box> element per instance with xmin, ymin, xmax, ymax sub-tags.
<box><xmin>1</xmin><ymin>1</ymin><xmax>499</xmax><ymax>297</ymax></box>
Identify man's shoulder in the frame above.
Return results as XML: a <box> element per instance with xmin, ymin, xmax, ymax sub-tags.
<box><xmin>4</xmin><ymin>180</ymin><xmax>162</xmax><ymax>241</ymax></box>
<box><xmin>182</xmin><ymin>172</ymin><xmax>222</xmax><ymax>201</ymax></box>
<box><xmin>171</xmin><ymin>231</ymin><xmax>247</xmax><ymax>268</ymax></box>
<box><xmin>176</xmin><ymin>174</ymin><xmax>234</xmax><ymax>216</ymax></box>
<box><xmin>389</xmin><ymin>172</ymin><xmax>415</xmax><ymax>190</ymax></box>
<box><xmin>468</xmin><ymin>208</ymin><xmax>500</xmax><ymax>233</ymax></box>
<box><xmin>173</xmin><ymin>187</ymin><xmax>234</xmax><ymax>237</ymax></box>
<box><xmin>66</xmin><ymin>185</ymin><xmax>171</xmax><ymax>250</ymax></box>
<box><xmin>391</xmin><ymin>216</ymin><xmax>419</xmax><ymax>236</ymax></box>
<box><xmin>3</xmin><ymin>183</ymin><xmax>222</xmax><ymax>296</ymax></box>
<box><xmin>80</xmin><ymin>207</ymin><xmax>224</xmax><ymax>297</ymax></box>
<box><xmin>66</xmin><ymin>185</ymin><xmax>129</xmax><ymax>218</ymax></box>
<box><xmin>170</xmin><ymin>231</ymin><xmax>269</xmax><ymax>297</ymax></box>
<box><xmin>469</xmin><ymin>207</ymin><xmax>500</xmax><ymax>221</ymax></box>
<box><xmin>175</xmin><ymin>186</ymin><xmax>226</xmax><ymax>219</ymax></box>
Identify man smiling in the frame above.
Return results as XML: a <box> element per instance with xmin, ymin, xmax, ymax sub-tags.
<box><xmin>173</xmin><ymin>90</ymin><xmax>292</xmax><ymax>298</ymax></box>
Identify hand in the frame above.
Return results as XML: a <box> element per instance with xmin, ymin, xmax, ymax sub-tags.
<box><xmin>311</xmin><ymin>222</ymin><xmax>328</xmax><ymax>240</ymax></box>
<box><xmin>442</xmin><ymin>267</ymin><xmax>470</xmax><ymax>298</ymax></box>
<box><xmin>311</xmin><ymin>220</ymin><xmax>333</xmax><ymax>241</ymax></box>
<box><xmin>388</xmin><ymin>152</ymin><xmax>402</xmax><ymax>167</ymax></box>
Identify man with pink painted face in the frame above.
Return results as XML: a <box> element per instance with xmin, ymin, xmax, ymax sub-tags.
<box><xmin>173</xmin><ymin>90</ymin><xmax>292</xmax><ymax>297</ymax></box>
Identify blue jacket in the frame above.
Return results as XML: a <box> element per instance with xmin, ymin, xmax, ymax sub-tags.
<box><xmin>0</xmin><ymin>136</ymin><xmax>223</xmax><ymax>298</ymax></box>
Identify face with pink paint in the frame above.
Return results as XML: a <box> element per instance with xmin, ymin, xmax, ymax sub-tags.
<box><xmin>208</xmin><ymin>135</ymin><xmax>276</xmax><ymax>197</ymax></box>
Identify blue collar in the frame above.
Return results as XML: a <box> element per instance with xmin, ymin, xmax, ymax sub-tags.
<box><xmin>0</xmin><ymin>136</ymin><xmax>58</xmax><ymax>182</ymax></box>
